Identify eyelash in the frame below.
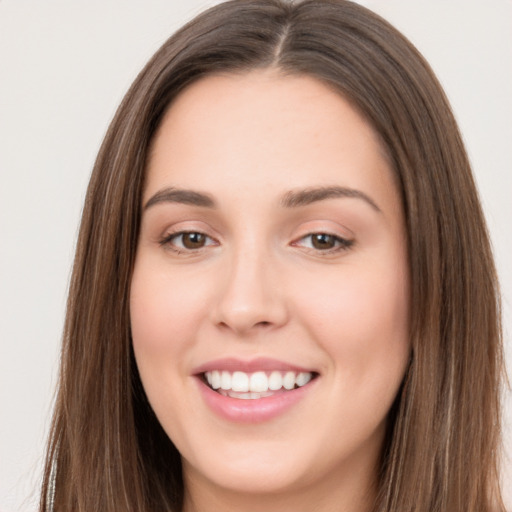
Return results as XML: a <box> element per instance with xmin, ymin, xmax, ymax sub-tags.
<box><xmin>159</xmin><ymin>230</ymin><xmax>354</xmax><ymax>256</ymax></box>
<box><xmin>159</xmin><ymin>231</ymin><xmax>218</xmax><ymax>253</ymax></box>
<box><xmin>292</xmin><ymin>233</ymin><xmax>354</xmax><ymax>254</ymax></box>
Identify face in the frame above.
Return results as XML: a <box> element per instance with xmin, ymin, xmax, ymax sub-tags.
<box><xmin>130</xmin><ymin>71</ymin><xmax>410</xmax><ymax>507</ymax></box>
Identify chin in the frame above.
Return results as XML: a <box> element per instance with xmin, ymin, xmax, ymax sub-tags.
<box><xmin>181</xmin><ymin>436</ymin><xmax>320</xmax><ymax>494</ymax></box>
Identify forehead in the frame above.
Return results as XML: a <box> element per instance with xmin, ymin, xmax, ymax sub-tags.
<box><xmin>145</xmin><ymin>70</ymin><xmax>398</xmax><ymax>215</ymax></box>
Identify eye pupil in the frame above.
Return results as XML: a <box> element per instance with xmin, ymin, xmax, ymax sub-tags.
<box><xmin>312</xmin><ymin>234</ymin><xmax>335</xmax><ymax>249</ymax></box>
<box><xmin>182</xmin><ymin>232</ymin><xmax>206</xmax><ymax>249</ymax></box>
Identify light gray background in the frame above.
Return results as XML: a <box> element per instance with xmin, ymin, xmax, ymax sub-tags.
<box><xmin>0</xmin><ymin>1</ymin><xmax>510</xmax><ymax>510</ymax></box>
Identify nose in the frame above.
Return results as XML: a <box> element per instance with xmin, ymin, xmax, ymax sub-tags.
<box><xmin>211</xmin><ymin>246</ymin><xmax>289</xmax><ymax>336</ymax></box>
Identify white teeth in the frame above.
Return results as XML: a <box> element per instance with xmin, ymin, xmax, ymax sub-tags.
<box><xmin>283</xmin><ymin>371</ymin><xmax>295</xmax><ymax>390</ymax></box>
<box><xmin>203</xmin><ymin>369</ymin><xmax>314</xmax><ymax>395</ymax></box>
<box><xmin>296</xmin><ymin>372</ymin><xmax>312</xmax><ymax>387</ymax></box>
<box><xmin>220</xmin><ymin>371</ymin><xmax>231</xmax><ymax>390</ymax></box>
<box><xmin>249</xmin><ymin>371</ymin><xmax>268</xmax><ymax>392</ymax></box>
<box><xmin>231</xmin><ymin>371</ymin><xmax>249</xmax><ymax>392</ymax></box>
<box><xmin>268</xmin><ymin>371</ymin><xmax>283</xmax><ymax>390</ymax></box>
<box><xmin>211</xmin><ymin>370</ymin><xmax>221</xmax><ymax>389</ymax></box>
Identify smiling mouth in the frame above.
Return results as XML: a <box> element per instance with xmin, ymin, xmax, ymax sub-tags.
<box><xmin>202</xmin><ymin>370</ymin><xmax>318</xmax><ymax>400</ymax></box>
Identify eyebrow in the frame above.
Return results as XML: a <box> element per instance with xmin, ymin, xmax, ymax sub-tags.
<box><xmin>144</xmin><ymin>185</ymin><xmax>381</xmax><ymax>212</ymax></box>
<box><xmin>144</xmin><ymin>187</ymin><xmax>216</xmax><ymax>210</ymax></box>
<box><xmin>281</xmin><ymin>186</ymin><xmax>381</xmax><ymax>212</ymax></box>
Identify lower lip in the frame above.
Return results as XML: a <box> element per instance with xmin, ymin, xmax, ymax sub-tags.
<box><xmin>195</xmin><ymin>377</ymin><xmax>316</xmax><ymax>423</ymax></box>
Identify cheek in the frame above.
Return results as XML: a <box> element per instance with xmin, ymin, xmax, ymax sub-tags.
<box><xmin>130</xmin><ymin>282</ymin><xmax>180</xmax><ymax>361</ymax></box>
<box><xmin>297</xmin><ymin>256</ymin><xmax>410</xmax><ymax>385</ymax></box>
<box><xmin>130</xmin><ymin>261</ymin><xmax>208</xmax><ymax>352</ymax></box>
<box><xmin>129</xmin><ymin>260</ymin><xmax>213</xmax><ymax>403</ymax></box>
<box><xmin>129</xmin><ymin>260</ymin><xmax>215</xmax><ymax>436</ymax></box>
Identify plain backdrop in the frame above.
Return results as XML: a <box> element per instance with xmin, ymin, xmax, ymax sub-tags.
<box><xmin>0</xmin><ymin>1</ymin><xmax>511</xmax><ymax>510</ymax></box>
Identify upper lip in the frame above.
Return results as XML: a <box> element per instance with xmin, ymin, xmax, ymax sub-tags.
<box><xmin>192</xmin><ymin>357</ymin><xmax>316</xmax><ymax>375</ymax></box>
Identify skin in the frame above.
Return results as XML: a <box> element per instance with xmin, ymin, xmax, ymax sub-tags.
<box><xmin>130</xmin><ymin>70</ymin><xmax>411</xmax><ymax>512</ymax></box>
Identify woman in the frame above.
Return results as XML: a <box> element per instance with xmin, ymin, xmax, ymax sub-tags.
<box><xmin>40</xmin><ymin>0</ymin><xmax>507</xmax><ymax>511</ymax></box>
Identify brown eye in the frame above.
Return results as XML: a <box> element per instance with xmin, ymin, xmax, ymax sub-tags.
<box><xmin>161</xmin><ymin>231</ymin><xmax>216</xmax><ymax>252</ymax></box>
<box><xmin>293</xmin><ymin>232</ymin><xmax>354</xmax><ymax>253</ymax></box>
<box><xmin>311</xmin><ymin>233</ymin><xmax>337</xmax><ymax>250</ymax></box>
<box><xmin>181</xmin><ymin>232</ymin><xmax>207</xmax><ymax>249</ymax></box>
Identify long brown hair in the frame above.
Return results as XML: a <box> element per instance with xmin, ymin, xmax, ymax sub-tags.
<box><xmin>40</xmin><ymin>1</ymin><xmax>506</xmax><ymax>510</ymax></box>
